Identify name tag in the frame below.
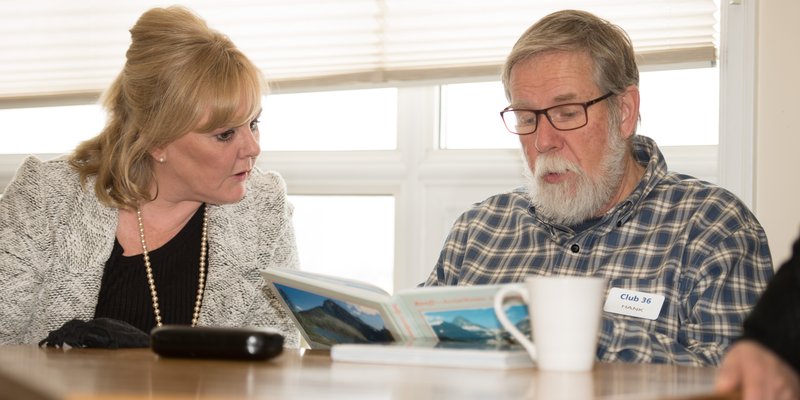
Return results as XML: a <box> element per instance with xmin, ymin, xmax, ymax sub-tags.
<box><xmin>603</xmin><ymin>287</ymin><xmax>665</xmax><ymax>320</ymax></box>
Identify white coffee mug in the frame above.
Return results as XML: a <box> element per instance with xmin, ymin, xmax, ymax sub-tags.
<box><xmin>493</xmin><ymin>276</ymin><xmax>606</xmax><ymax>372</ymax></box>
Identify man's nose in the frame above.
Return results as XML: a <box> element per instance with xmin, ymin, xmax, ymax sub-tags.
<box><xmin>532</xmin><ymin>117</ymin><xmax>563</xmax><ymax>153</ymax></box>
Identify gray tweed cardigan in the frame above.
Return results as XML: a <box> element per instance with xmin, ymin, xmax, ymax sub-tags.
<box><xmin>0</xmin><ymin>156</ymin><xmax>300</xmax><ymax>346</ymax></box>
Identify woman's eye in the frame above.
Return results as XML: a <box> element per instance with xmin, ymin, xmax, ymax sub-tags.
<box><xmin>216</xmin><ymin>130</ymin><xmax>235</xmax><ymax>142</ymax></box>
<box><xmin>249</xmin><ymin>119</ymin><xmax>260</xmax><ymax>131</ymax></box>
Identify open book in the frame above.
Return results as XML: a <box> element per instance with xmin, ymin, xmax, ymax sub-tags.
<box><xmin>260</xmin><ymin>268</ymin><xmax>531</xmax><ymax>350</ymax></box>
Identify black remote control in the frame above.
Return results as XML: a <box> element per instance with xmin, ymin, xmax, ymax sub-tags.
<box><xmin>150</xmin><ymin>325</ymin><xmax>284</xmax><ymax>361</ymax></box>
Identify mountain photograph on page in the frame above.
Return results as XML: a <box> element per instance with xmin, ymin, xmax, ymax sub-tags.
<box><xmin>273</xmin><ymin>283</ymin><xmax>395</xmax><ymax>346</ymax></box>
<box><xmin>424</xmin><ymin>304</ymin><xmax>530</xmax><ymax>344</ymax></box>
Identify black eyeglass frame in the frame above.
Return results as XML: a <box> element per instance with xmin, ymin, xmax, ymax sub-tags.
<box><xmin>499</xmin><ymin>92</ymin><xmax>614</xmax><ymax>135</ymax></box>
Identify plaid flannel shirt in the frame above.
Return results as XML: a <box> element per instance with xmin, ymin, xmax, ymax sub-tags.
<box><xmin>424</xmin><ymin>135</ymin><xmax>773</xmax><ymax>366</ymax></box>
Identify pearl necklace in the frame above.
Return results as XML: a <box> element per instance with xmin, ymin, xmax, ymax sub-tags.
<box><xmin>136</xmin><ymin>205</ymin><xmax>208</xmax><ymax>327</ymax></box>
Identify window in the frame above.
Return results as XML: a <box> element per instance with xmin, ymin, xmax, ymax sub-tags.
<box><xmin>638</xmin><ymin>67</ymin><xmax>719</xmax><ymax>146</ymax></box>
<box><xmin>289</xmin><ymin>195</ymin><xmax>395</xmax><ymax>294</ymax></box>
<box><xmin>0</xmin><ymin>104</ymin><xmax>103</xmax><ymax>155</ymax></box>
<box><xmin>0</xmin><ymin>68</ymin><xmax>727</xmax><ymax>292</ymax></box>
<box><xmin>263</xmin><ymin>88</ymin><xmax>398</xmax><ymax>151</ymax></box>
<box><xmin>440</xmin><ymin>81</ymin><xmax>516</xmax><ymax>150</ymax></box>
<box><xmin>440</xmin><ymin>66</ymin><xmax>720</xmax><ymax>150</ymax></box>
<box><xmin>0</xmin><ymin>0</ymin><xmax>752</xmax><ymax>294</ymax></box>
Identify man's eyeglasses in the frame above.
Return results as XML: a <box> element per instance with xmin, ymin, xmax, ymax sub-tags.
<box><xmin>500</xmin><ymin>92</ymin><xmax>614</xmax><ymax>135</ymax></box>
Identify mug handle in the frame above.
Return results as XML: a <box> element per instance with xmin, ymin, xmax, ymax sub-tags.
<box><xmin>493</xmin><ymin>285</ymin><xmax>537</xmax><ymax>360</ymax></box>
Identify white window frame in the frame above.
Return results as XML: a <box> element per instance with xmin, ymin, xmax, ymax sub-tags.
<box><xmin>0</xmin><ymin>1</ymin><xmax>754</xmax><ymax>293</ymax></box>
<box><xmin>262</xmin><ymin>79</ymin><xmax>720</xmax><ymax>291</ymax></box>
<box><xmin>718</xmin><ymin>0</ymin><xmax>756</xmax><ymax>208</ymax></box>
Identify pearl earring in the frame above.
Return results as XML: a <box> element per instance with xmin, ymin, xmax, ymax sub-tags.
<box><xmin>158</xmin><ymin>157</ymin><xmax>165</xmax><ymax>163</ymax></box>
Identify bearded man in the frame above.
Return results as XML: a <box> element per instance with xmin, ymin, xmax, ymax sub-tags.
<box><xmin>423</xmin><ymin>10</ymin><xmax>774</xmax><ymax>367</ymax></box>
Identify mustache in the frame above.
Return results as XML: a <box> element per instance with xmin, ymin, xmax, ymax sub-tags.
<box><xmin>533</xmin><ymin>154</ymin><xmax>585</xmax><ymax>179</ymax></box>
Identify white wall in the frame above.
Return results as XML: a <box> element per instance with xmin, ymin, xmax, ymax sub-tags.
<box><xmin>755</xmin><ymin>0</ymin><xmax>800</xmax><ymax>267</ymax></box>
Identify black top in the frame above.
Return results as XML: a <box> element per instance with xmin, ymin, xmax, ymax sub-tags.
<box><xmin>94</xmin><ymin>204</ymin><xmax>208</xmax><ymax>334</ymax></box>
<box><xmin>741</xmin><ymin>234</ymin><xmax>800</xmax><ymax>373</ymax></box>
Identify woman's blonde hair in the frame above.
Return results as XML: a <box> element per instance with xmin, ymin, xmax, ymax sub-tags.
<box><xmin>69</xmin><ymin>6</ymin><xmax>266</xmax><ymax>210</ymax></box>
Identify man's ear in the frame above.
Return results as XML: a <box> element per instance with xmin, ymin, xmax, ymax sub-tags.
<box><xmin>618</xmin><ymin>85</ymin><xmax>640</xmax><ymax>139</ymax></box>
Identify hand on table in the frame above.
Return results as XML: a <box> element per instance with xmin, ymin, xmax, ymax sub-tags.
<box><xmin>715</xmin><ymin>340</ymin><xmax>800</xmax><ymax>400</ymax></box>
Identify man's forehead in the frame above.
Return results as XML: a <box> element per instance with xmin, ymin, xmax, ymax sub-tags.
<box><xmin>508</xmin><ymin>56</ymin><xmax>597</xmax><ymax>107</ymax></box>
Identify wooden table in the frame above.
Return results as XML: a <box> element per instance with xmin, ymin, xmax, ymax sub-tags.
<box><xmin>0</xmin><ymin>345</ymin><xmax>730</xmax><ymax>400</ymax></box>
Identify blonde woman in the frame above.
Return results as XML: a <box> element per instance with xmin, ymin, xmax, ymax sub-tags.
<box><xmin>0</xmin><ymin>6</ymin><xmax>299</xmax><ymax>347</ymax></box>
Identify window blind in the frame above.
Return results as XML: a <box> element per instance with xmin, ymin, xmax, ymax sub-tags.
<box><xmin>0</xmin><ymin>0</ymin><xmax>717</xmax><ymax>102</ymax></box>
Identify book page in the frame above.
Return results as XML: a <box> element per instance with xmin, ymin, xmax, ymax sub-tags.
<box><xmin>264</xmin><ymin>268</ymin><xmax>390</xmax><ymax>296</ymax></box>
<box><xmin>270</xmin><ymin>282</ymin><xmax>398</xmax><ymax>348</ymax></box>
<box><xmin>394</xmin><ymin>284</ymin><xmax>530</xmax><ymax>345</ymax></box>
<box><xmin>262</xmin><ymin>269</ymin><xmax>413</xmax><ymax>348</ymax></box>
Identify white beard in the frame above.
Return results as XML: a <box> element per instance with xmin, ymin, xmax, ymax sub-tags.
<box><xmin>524</xmin><ymin>125</ymin><xmax>628</xmax><ymax>226</ymax></box>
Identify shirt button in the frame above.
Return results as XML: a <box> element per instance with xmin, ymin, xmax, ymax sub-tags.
<box><xmin>570</xmin><ymin>244</ymin><xmax>580</xmax><ymax>253</ymax></box>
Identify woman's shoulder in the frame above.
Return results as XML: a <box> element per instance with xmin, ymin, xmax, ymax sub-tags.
<box><xmin>5</xmin><ymin>156</ymin><xmax>79</xmax><ymax>195</ymax></box>
<box><xmin>12</xmin><ymin>155</ymin><xmax>60</xmax><ymax>177</ymax></box>
<box><xmin>1</xmin><ymin>156</ymin><xmax>99</xmax><ymax>230</ymax></box>
<box><xmin>248</xmin><ymin>168</ymin><xmax>287</xmax><ymax>191</ymax></box>
<box><xmin>244</xmin><ymin>168</ymin><xmax>289</xmax><ymax>202</ymax></box>
<box><xmin>219</xmin><ymin>168</ymin><xmax>290</xmax><ymax>217</ymax></box>
<box><xmin>209</xmin><ymin>169</ymin><xmax>293</xmax><ymax>242</ymax></box>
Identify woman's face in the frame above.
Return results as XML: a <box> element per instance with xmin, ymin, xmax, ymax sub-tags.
<box><xmin>151</xmin><ymin>108</ymin><xmax>262</xmax><ymax>205</ymax></box>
